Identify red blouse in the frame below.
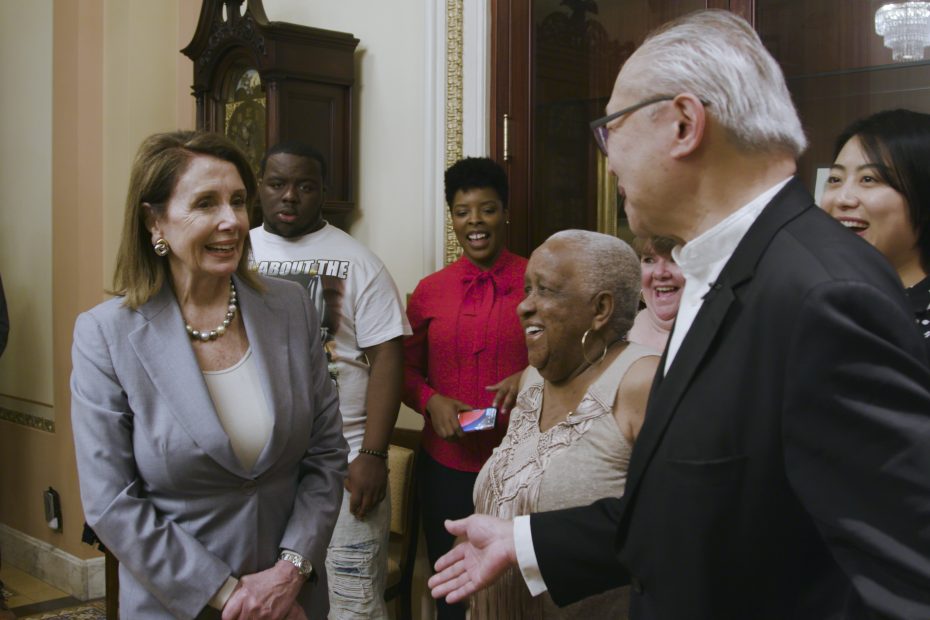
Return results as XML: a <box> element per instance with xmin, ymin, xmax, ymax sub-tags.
<box><xmin>403</xmin><ymin>249</ymin><xmax>528</xmax><ymax>472</ymax></box>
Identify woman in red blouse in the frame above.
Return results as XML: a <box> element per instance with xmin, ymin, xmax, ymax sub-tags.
<box><xmin>404</xmin><ymin>157</ymin><xmax>528</xmax><ymax>620</ymax></box>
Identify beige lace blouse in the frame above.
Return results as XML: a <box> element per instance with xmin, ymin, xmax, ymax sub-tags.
<box><xmin>471</xmin><ymin>342</ymin><xmax>655</xmax><ymax>619</ymax></box>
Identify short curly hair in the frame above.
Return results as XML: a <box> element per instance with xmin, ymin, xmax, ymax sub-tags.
<box><xmin>444</xmin><ymin>157</ymin><xmax>509</xmax><ymax>209</ymax></box>
<box><xmin>547</xmin><ymin>230</ymin><xmax>641</xmax><ymax>338</ymax></box>
<box><xmin>260</xmin><ymin>141</ymin><xmax>327</xmax><ymax>183</ymax></box>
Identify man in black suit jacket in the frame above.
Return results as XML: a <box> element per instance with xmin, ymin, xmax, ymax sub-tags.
<box><xmin>429</xmin><ymin>10</ymin><xmax>930</xmax><ymax>619</ymax></box>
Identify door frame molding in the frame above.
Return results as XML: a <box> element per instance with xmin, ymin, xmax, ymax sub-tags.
<box><xmin>425</xmin><ymin>0</ymin><xmax>494</xmax><ymax>271</ymax></box>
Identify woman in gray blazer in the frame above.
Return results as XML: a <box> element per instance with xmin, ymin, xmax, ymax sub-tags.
<box><xmin>71</xmin><ymin>131</ymin><xmax>348</xmax><ymax>619</ymax></box>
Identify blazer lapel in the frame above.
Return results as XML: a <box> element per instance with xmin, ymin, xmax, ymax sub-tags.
<box><xmin>622</xmin><ymin>178</ymin><xmax>814</xmax><ymax>509</ymax></box>
<box><xmin>622</xmin><ymin>285</ymin><xmax>736</xmax><ymax>503</ymax></box>
<box><xmin>236</xmin><ymin>276</ymin><xmax>295</xmax><ymax>475</ymax></box>
<box><xmin>129</xmin><ymin>284</ymin><xmax>248</xmax><ymax>477</ymax></box>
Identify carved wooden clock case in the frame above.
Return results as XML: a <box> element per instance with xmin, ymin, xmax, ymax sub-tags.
<box><xmin>182</xmin><ymin>0</ymin><xmax>359</xmax><ymax>229</ymax></box>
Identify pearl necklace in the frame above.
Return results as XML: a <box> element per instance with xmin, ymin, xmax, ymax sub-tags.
<box><xmin>185</xmin><ymin>281</ymin><xmax>237</xmax><ymax>342</ymax></box>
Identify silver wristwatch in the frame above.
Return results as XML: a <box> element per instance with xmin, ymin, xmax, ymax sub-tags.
<box><xmin>279</xmin><ymin>549</ymin><xmax>313</xmax><ymax>579</ymax></box>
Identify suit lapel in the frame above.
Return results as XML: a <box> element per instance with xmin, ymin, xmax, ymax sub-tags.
<box><xmin>622</xmin><ymin>284</ymin><xmax>736</xmax><ymax>502</ymax></box>
<box><xmin>621</xmin><ymin>178</ymin><xmax>814</xmax><ymax>509</ymax></box>
<box><xmin>129</xmin><ymin>284</ymin><xmax>248</xmax><ymax>476</ymax></box>
<box><xmin>236</xmin><ymin>275</ymin><xmax>295</xmax><ymax>475</ymax></box>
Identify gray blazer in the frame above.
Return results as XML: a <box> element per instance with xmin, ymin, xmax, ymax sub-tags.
<box><xmin>71</xmin><ymin>275</ymin><xmax>348</xmax><ymax>619</ymax></box>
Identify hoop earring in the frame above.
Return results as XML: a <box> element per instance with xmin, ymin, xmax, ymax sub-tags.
<box><xmin>153</xmin><ymin>238</ymin><xmax>170</xmax><ymax>257</ymax></box>
<box><xmin>581</xmin><ymin>328</ymin><xmax>607</xmax><ymax>366</ymax></box>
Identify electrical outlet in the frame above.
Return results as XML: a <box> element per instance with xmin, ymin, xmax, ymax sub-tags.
<box><xmin>44</xmin><ymin>487</ymin><xmax>61</xmax><ymax>532</ymax></box>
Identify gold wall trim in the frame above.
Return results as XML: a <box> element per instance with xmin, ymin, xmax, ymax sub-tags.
<box><xmin>444</xmin><ymin>0</ymin><xmax>464</xmax><ymax>266</ymax></box>
<box><xmin>0</xmin><ymin>406</ymin><xmax>55</xmax><ymax>433</ymax></box>
<box><xmin>596</xmin><ymin>151</ymin><xmax>618</xmax><ymax>238</ymax></box>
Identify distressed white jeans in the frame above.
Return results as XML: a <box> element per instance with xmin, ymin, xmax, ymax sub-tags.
<box><xmin>325</xmin><ymin>490</ymin><xmax>391</xmax><ymax>619</ymax></box>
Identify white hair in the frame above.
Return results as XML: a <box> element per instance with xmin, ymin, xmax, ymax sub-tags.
<box><xmin>547</xmin><ymin>230</ymin><xmax>641</xmax><ymax>337</ymax></box>
<box><xmin>624</xmin><ymin>10</ymin><xmax>807</xmax><ymax>158</ymax></box>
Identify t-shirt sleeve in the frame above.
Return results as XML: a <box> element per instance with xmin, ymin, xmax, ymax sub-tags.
<box><xmin>354</xmin><ymin>263</ymin><xmax>412</xmax><ymax>349</ymax></box>
<box><xmin>402</xmin><ymin>281</ymin><xmax>436</xmax><ymax>414</ymax></box>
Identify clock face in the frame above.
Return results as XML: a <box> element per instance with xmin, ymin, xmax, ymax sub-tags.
<box><xmin>226</xmin><ymin>99</ymin><xmax>266</xmax><ymax>173</ymax></box>
<box><xmin>224</xmin><ymin>68</ymin><xmax>266</xmax><ymax>177</ymax></box>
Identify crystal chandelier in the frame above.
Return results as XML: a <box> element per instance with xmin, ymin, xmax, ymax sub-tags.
<box><xmin>875</xmin><ymin>2</ymin><xmax>930</xmax><ymax>62</ymax></box>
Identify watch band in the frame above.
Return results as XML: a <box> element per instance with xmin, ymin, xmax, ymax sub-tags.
<box><xmin>279</xmin><ymin>549</ymin><xmax>313</xmax><ymax>579</ymax></box>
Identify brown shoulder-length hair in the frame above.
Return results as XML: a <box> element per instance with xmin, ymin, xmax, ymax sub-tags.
<box><xmin>112</xmin><ymin>131</ymin><xmax>263</xmax><ymax>308</ymax></box>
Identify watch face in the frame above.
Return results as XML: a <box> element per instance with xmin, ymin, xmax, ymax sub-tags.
<box><xmin>281</xmin><ymin>550</ymin><xmax>312</xmax><ymax>576</ymax></box>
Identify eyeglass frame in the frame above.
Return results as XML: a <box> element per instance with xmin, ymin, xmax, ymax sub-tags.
<box><xmin>590</xmin><ymin>94</ymin><xmax>709</xmax><ymax>155</ymax></box>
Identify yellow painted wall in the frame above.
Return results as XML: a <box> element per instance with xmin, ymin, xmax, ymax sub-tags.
<box><xmin>0</xmin><ymin>0</ymin><xmax>55</xmax><ymax>417</ymax></box>
<box><xmin>0</xmin><ymin>0</ymin><xmax>197</xmax><ymax>560</ymax></box>
<box><xmin>103</xmin><ymin>0</ymin><xmax>183</xmax><ymax>283</ymax></box>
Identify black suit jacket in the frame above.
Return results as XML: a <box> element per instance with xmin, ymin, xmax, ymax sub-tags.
<box><xmin>531</xmin><ymin>179</ymin><xmax>930</xmax><ymax>619</ymax></box>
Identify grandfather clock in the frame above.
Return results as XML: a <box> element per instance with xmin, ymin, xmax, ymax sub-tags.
<box><xmin>182</xmin><ymin>0</ymin><xmax>359</xmax><ymax>229</ymax></box>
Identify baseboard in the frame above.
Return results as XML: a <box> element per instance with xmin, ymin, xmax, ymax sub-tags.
<box><xmin>0</xmin><ymin>524</ymin><xmax>104</xmax><ymax>601</ymax></box>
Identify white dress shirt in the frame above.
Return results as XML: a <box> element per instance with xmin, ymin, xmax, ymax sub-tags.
<box><xmin>514</xmin><ymin>177</ymin><xmax>793</xmax><ymax>596</ymax></box>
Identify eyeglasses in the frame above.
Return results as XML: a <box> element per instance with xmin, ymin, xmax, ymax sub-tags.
<box><xmin>589</xmin><ymin>95</ymin><xmax>675</xmax><ymax>155</ymax></box>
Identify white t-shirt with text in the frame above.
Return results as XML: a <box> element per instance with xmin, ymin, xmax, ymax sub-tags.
<box><xmin>250</xmin><ymin>223</ymin><xmax>411</xmax><ymax>459</ymax></box>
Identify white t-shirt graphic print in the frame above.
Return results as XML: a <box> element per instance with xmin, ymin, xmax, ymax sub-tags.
<box><xmin>250</xmin><ymin>223</ymin><xmax>411</xmax><ymax>459</ymax></box>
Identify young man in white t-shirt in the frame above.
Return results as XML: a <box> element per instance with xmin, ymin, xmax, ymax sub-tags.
<box><xmin>250</xmin><ymin>142</ymin><xmax>410</xmax><ymax>619</ymax></box>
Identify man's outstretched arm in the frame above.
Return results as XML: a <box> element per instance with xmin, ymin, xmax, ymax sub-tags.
<box><xmin>531</xmin><ymin>498</ymin><xmax>629</xmax><ymax>606</ymax></box>
<box><xmin>430</xmin><ymin>498</ymin><xmax>628</xmax><ymax>606</ymax></box>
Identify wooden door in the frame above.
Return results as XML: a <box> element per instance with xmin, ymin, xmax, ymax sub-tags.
<box><xmin>491</xmin><ymin>0</ymin><xmax>748</xmax><ymax>256</ymax></box>
<box><xmin>493</xmin><ymin>0</ymin><xmax>930</xmax><ymax>256</ymax></box>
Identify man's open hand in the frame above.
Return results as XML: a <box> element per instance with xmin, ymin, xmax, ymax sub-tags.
<box><xmin>427</xmin><ymin>514</ymin><xmax>517</xmax><ymax>604</ymax></box>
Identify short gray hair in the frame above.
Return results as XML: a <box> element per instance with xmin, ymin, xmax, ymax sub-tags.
<box><xmin>623</xmin><ymin>10</ymin><xmax>807</xmax><ymax>158</ymax></box>
<box><xmin>547</xmin><ymin>230</ymin><xmax>641</xmax><ymax>337</ymax></box>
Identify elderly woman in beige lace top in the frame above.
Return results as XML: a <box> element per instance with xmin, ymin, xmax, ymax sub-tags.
<box><xmin>471</xmin><ymin>230</ymin><xmax>659</xmax><ymax>619</ymax></box>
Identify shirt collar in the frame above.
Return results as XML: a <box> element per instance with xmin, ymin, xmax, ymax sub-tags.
<box><xmin>672</xmin><ymin>178</ymin><xmax>792</xmax><ymax>283</ymax></box>
<box><xmin>455</xmin><ymin>248</ymin><xmax>515</xmax><ymax>278</ymax></box>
